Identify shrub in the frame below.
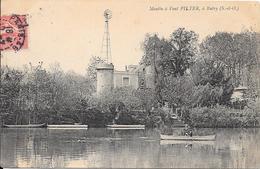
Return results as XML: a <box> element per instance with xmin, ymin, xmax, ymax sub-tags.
<box><xmin>187</xmin><ymin>105</ymin><xmax>258</xmax><ymax>128</ymax></box>
<box><xmin>85</xmin><ymin>108</ymin><xmax>112</xmax><ymax>127</ymax></box>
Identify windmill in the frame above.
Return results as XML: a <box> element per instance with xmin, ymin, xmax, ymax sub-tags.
<box><xmin>96</xmin><ymin>9</ymin><xmax>114</xmax><ymax>95</ymax></box>
<box><xmin>101</xmin><ymin>9</ymin><xmax>112</xmax><ymax>64</ymax></box>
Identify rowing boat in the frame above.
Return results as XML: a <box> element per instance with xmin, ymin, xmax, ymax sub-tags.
<box><xmin>2</xmin><ymin>123</ymin><xmax>47</xmax><ymax>128</ymax></box>
<box><xmin>106</xmin><ymin>125</ymin><xmax>145</xmax><ymax>129</ymax></box>
<box><xmin>160</xmin><ymin>140</ymin><xmax>215</xmax><ymax>145</ymax></box>
<box><xmin>160</xmin><ymin>134</ymin><xmax>216</xmax><ymax>141</ymax></box>
<box><xmin>47</xmin><ymin>125</ymin><xmax>88</xmax><ymax>129</ymax></box>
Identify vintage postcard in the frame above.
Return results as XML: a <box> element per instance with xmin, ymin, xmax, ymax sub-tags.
<box><xmin>0</xmin><ymin>0</ymin><xmax>260</xmax><ymax>168</ymax></box>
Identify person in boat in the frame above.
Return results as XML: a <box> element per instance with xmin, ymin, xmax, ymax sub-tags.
<box><xmin>184</xmin><ymin>124</ymin><xmax>193</xmax><ymax>137</ymax></box>
<box><xmin>188</xmin><ymin>130</ymin><xmax>193</xmax><ymax>137</ymax></box>
<box><xmin>112</xmin><ymin>111</ymin><xmax>120</xmax><ymax>124</ymax></box>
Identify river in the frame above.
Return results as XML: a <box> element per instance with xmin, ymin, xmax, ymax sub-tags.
<box><xmin>0</xmin><ymin>128</ymin><xmax>259</xmax><ymax>168</ymax></box>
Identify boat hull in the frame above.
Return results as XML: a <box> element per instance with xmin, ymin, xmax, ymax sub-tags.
<box><xmin>47</xmin><ymin>125</ymin><xmax>88</xmax><ymax>129</ymax></box>
<box><xmin>106</xmin><ymin>125</ymin><xmax>145</xmax><ymax>129</ymax></box>
<box><xmin>2</xmin><ymin>123</ymin><xmax>47</xmax><ymax>128</ymax></box>
<box><xmin>160</xmin><ymin>134</ymin><xmax>216</xmax><ymax>141</ymax></box>
<box><xmin>160</xmin><ymin>140</ymin><xmax>215</xmax><ymax>145</ymax></box>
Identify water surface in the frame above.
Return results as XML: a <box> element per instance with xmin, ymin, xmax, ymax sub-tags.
<box><xmin>0</xmin><ymin>128</ymin><xmax>259</xmax><ymax>168</ymax></box>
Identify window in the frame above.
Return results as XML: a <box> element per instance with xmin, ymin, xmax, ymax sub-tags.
<box><xmin>122</xmin><ymin>76</ymin><xmax>130</xmax><ymax>86</ymax></box>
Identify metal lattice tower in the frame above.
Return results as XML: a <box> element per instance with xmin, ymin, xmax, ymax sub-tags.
<box><xmin>101</xmin><ymin>9</ymin><xmax>112</xmax><ymax>64</ymax></box>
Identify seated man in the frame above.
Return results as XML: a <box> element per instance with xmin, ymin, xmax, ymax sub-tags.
<box><xmin>184</xmin><ymin>124</ymin><xmax>193</xmax><ymax>137</ymax></box>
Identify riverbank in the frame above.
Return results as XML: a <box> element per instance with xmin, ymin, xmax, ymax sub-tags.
<box><xmin>1</xmin><ymin>105</ymin><xmax>259</xmax><ymax>129</ymax></box>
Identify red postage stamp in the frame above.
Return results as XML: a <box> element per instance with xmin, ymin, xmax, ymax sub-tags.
<box><xmin>0</xmin><ymin>14</ymin><xmax>28</xmax><ymax>51</ymax></box>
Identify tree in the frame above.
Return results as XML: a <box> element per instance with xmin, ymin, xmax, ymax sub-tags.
<box><xmin>191</xmin><ymin>57</ymin><xmax>226</xmax><ymax>86</ymax></box>
<box><xmin>1</xmin><ymin>67</ymin><xmax>24</xmax><ymax>124</ymax></box>
<box><xmin>167</xmin><ymin>28</ymin><xmax>198</xmax><ymax>77</ymax></box>
<box><xmin>161</xmin><ymin>75</ymin><xmax>194</xmax><ymax>108</ymax></box>
<box><xmin>86</xmin><ymin>56</ymin><xmax>105</xmax><ymax>82</ymax></box>
<box><xmin>190</xmin><ymin>56</ymin><xmax>234</xmax><ymax>107</ymax></box>
<box><xmin>141</xmin><ymin>28</ymin><xmax>199</xmax><ymax>104</ymax></box>
<box><xmin>141</xmin><ymin>34</ymin><xmax>165</xmax><ymax>103</ymax></box>
<box><xmin>200</xmin><ymin>31</ymin><xmax>258</xmax><ymax>87</ymax></box>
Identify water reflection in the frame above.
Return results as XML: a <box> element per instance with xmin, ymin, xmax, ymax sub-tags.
<box><xmin>0</xmin><ymin>128</ymin><xmax>259</xmax><ymax>168</ymax></box>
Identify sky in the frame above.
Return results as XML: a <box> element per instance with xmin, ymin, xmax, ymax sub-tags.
<box><xmin>1</xmin><ymin>0</ymin><xmax>260</xmax><ymax>75</ymax></box>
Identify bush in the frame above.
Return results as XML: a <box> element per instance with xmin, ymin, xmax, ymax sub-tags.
<box><xmin>85</xmin><ymin>107</ymin><xmax>113</xmax><ymax>127</ymax></box>
<box><xmin>187</xmin><ymin>105</ymin><xmax>258</xmax><ymax>128</ymax></box>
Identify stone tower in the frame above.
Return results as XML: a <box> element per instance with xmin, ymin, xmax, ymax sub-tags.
<box><xmin>96</xmin><ymin>62</ymin><xmax>114</xmax><ymax>94</ymax></box>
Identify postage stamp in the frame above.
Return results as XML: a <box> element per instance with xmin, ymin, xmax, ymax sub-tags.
<box><xmin>0</xmin><ymin>14</ymin><xmax>28</xmax><ymax>52</ymax></box>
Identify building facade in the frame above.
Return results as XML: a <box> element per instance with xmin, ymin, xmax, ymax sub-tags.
<box><xmin>96</xmin><ymin>63</ymin><xmax>156</xmax><ymax>94</ymax></box>
<box><xmin>114</xmin><ymin>65</ymin><xmax>139</xmax><ymax>89</ymax></box>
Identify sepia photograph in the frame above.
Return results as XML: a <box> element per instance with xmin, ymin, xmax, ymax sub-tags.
<box><xmin>0</xmin><ymin>0</ymin><xmax>260</xmax><ymax>168</ymax></box>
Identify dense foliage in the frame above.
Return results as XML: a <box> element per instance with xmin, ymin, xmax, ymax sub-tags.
<box><xmin>0</xmin><ymin>29</ymin><xmax>259</xmax><ymax>128</ymax></box>
<box><xmin>141</xmin><ymin>28</ymin><xmax>198</xmax><ymax>104</ymax></box>
<box><xmin>186</xmin><ymin>105</ymin><xmax>259</xmax><ymax>128</ymax></box>
<box><xmin>0</xmin><ymin>64</ymin><xmax>94</xmax><ymax>125</ymax></box>
<box><xmin>140</xmin><ymin>29</ymin><xmax>259</xmax><ymax>127</ymax></box>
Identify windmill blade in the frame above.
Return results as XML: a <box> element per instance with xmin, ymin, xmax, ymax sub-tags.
<box><xmin>104</xmin><ymin>9</ymin><xmax>112</xmax><ymax>19</ymax></box>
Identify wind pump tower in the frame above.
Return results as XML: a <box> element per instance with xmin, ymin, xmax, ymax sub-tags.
<box><xmin>96</xmin><ymin>9</ymin><xmax>114</xmax><ymax>95</ymax></box>
<box><xmin>101</xmin><ymin>9</ymin><xmax>112</xmax><ymax>63</ymax></box>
